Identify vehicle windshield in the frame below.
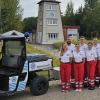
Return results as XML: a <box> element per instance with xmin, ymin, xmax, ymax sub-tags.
<box><xmin>5</xmin><ymin>40</ymin><xmax>23</xmax><ymax>56</ymax></box>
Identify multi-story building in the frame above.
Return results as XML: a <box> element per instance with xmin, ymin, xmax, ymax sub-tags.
<box><xmin>36</xmin><ymin>0</ymin><xmax>64</xmax><ymax>44</ymax></box>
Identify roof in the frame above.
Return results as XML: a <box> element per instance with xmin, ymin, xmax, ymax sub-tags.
<box><xmin>0</xmin><ymin>36</ymin><xmax>25</xmax><ymax>41</ymax></box>
<box><xmin>38</xmin><ymin>0</ymin><xmax>60</xmax><ymax>4</ymax></box>
<box><xmin>2</xmin><ymin>30</ymin><xmax>24</xmax><ymax>37</ymax></box>
<box><xmin>63</xmin><ymin>26</ymin><xmax>80</xmax><ymax>29</ymax></box>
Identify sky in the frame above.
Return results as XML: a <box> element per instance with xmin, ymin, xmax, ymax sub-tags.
<box><xmin>20</xmin><ymin>0</ymin><xmax>84</xmax><ymax>19</ymax></box>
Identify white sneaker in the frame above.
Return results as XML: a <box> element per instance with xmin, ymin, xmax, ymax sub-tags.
<box><xmin>78</xmin><ymin>89</ymin><xmax>82</xmax><ymax>92</ymax></box>
<box><xmin>61</xmin><ymin>89</ymin><xmax>66</xmax><ymax>92</ymax></box>
<box><xmin>99</xmin><ymin>86</ymin><xmax>100</xmax><ymax>89</ymax></box>
<box><xmin>75</xmin><ymin>89</ymin><xmax>79</xmax><ymax>92</ymax></box>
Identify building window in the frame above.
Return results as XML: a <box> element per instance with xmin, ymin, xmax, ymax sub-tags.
<box><xmin>46</xmin><ymin>11</ymin><xmax>56</xmax><ymax>18</ymax></box>
<box><xmin>48</xmin><ymin>33</ymin><xmax>58</xmax><ymax>39</ymax></box>
<box><xmin>47</xmin><ymin>18</ymin><xmax>57</xmax><ymax>25</ymax></box>
<box><xmin>46</xmin><ymin>4</ymin><xmax>56</xmax><ymax>10</ymax></box>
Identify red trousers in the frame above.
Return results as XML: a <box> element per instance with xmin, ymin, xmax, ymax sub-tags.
<box><xmin>74</xmin><ymin>63</ymin><xmax>84</xmax><ymax>83</ymax></box>
<box><xmin>87</xmin><ymin>60</ymin><xmax>97</xmax><ymax>86</ymax></box>
<box><xmin>97</xmin><ymin>60</ymin><xmax>100</xmax><ymax>77</ymax></box>
<box><xmin>84</xmin><ymin>61</ymin><xmax>87</xmax><ymax>77</ymax></box>
<box><xmin>60</xmin><ymin>63</ymin><xmax>71</xmax><ymax>83</ymax></box>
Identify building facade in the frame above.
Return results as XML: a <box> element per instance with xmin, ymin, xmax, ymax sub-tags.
<box><xmin>36</xmin><ymin>0</ymin><xmax>64</xmax><ymax>44</ymax></box>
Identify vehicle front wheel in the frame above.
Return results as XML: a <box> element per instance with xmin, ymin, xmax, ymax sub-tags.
<box><xmin>30</xmin><ymin>76</ymin><xmax>49</xmax><ymax>96</ymax></box>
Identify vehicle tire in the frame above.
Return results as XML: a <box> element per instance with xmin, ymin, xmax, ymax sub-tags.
<box><xmin>30</xmin><ymin>76</ymin><xmax>49</xmax><ymax>96</ymax></box>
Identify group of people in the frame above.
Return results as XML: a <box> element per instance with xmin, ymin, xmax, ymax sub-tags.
<box><xmin>60</xmin><ymin>36</ymin><xmax>100</xmax><ymax>92</ymax></box>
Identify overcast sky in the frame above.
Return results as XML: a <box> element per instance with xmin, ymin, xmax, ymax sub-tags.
<box><xmin>20</xmin><ymin>0</ymin><xmax>84</xmax><ymax>19</ymax></box>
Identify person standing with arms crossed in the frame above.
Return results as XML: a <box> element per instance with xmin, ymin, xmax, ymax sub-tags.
<box><xmin>86</xmin><ymin>42</ymin><xmax>97</xmax><ymax>90</ymax></box>
<box><xmin>73</xmin><ymin>43</ymin><xmax>85</xmax><ymax>92</ymax></box>
<box><xmin>60</xmin><ymin>42</ymin><xmax>72</xmax><ymax>92</ymax></box>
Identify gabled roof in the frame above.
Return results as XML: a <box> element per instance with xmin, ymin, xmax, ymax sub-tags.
<box><xmin>2</xmin><ymin>30</ymin><xmax>24</xmax><ymax>37</ymax></box>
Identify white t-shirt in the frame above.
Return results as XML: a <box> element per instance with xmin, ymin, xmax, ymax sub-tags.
<box><xmin>60</xmin><ymin>51</ymin><xmax>72</xmax><ymax>63</ymax></box>
<box><xmin>97</xmin><ymin>48</ymin><xmax>100</xmax><ymax>59</ymax></box>
<box><xmin>73</xmin><ymin>51</ymin><xmax>85</xmax><ymax>63</ymax></box>
<box><xmin>86</xmin><ymin>49</ymin><xmax>97</xmax><ymax>61</ymax></box>
<box><xmin>80</xmin><ymin>43</ymin><xmax>88</xmax><ymax>52</ymax></box>
<box><xmin>92</xmin><ymin>43</ymin><xmax>100</xmax><ymax>53</ymax></box>
<box><xmin>67</xmin><ymin>44</ymin><xmax>75</xmax><ymax>53</ymax></box>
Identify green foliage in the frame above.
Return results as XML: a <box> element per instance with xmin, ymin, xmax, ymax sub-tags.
<box><xmin>23</xmin><ymin>17</ymin><xmax>37</xmax><ymax>33</ymax></box>
<box><xmin>62</xmin><ymin>0</ymin><xmax>100</xmax><ymax>38</ymax></box>
<box><xmin>0</xmin><ymin>0</ymin><xmax>23</xmax><ymax>33</ymax></box>
<box><xmin>83</xmin><ymin>3</ymin><xmax>100</xmax><ymax>34</ymax></box>
<box><xmin>52</xmin><ymin>42</ymin><xmax>63</xmax><ymax>50</ymax></box>
<box><xmin>63</xmin><ymin>1</ymin><xmax>75</xmax><ymax>26</ymax></box>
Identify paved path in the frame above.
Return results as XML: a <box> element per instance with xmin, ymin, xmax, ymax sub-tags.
<box><xmin>1</xmin><ymin>81</ymin><xmax>100</xmax><ymax>100</ymax></box>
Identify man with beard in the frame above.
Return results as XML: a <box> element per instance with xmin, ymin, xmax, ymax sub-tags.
<box><xmin>66</xmin><ymin>37</ymin><xmax>75</xmax><ymax>85</ymax></box>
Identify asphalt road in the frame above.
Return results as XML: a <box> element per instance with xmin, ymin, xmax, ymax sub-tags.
<box><xmin>1</xmin><ymin>81</ymin><xmax>100</xmax><ymax>100</ymax></box>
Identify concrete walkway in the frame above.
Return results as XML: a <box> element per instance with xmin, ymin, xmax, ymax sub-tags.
<box><xmin>2</xmin><ymin>81</ymin><xmax>100</xmax><ymax>100</ymax></box>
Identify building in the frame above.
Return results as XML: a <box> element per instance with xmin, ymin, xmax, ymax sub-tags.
<box><xmin>36</xmin><ymin>0</ymin><xmax>64</xmax><ymax>44</ymax></box>
<box><xmin>63</xmin><ymin>26</ymin><xmax>80</xmax><ymax>40</ymax></box>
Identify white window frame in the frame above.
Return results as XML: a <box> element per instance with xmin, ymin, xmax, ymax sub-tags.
<box><xmin>46</xmin><ymin>4</ymin><xmax>56</xmax><ymax>11</ymax></box>
<box><xmin>47</xmin><ymin>18</ymin><xmax>58</xmax><ymax>25</ymax></box>
<box><xmin>48</xmin><ymin>33</ymin><xmax>58</xmax><ymax>39</ymax></box>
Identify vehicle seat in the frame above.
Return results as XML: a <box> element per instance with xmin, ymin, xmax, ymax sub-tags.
<box><xmin>2</xmin><ymin>55</ymin><xmax>21</xmax><ymax>69</ymax></box>
<box><xmin>0</xmin><ymin>55</ymin><xmax>22</xmax><ymax>76</ymax></box>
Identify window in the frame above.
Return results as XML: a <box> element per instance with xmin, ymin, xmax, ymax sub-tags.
<box><xmin>48</xmin><ymin>33</ymin><xmax>58</xmax><ymax>39</ymax></box>
<box><xmin>46</xmin><ymin>5</ymin><xmax>56</xmax><ymax>10</ymax></box>
<box><xmin>46</xmin><ymin>11</ymin><xmax>56</xmax><ymax>17</ymax></box>
<box><xmin>5</xmin><ymin>41</ymin><xmax>24</xmax><ymax>55</ymax></box>
<box><xmin>47</xmin><ymin>18</ymin><xmax>57</xmax><ymax>25</ymax></box>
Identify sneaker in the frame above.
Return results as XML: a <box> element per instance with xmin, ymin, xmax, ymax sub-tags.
<box><xmin>75</xmin><ymin>89</ymin><xmax>79</xmax><ymax>92</ymax></box>
<box><xmin>88</xmin><ymin>86</ymin><xmax>95</xmax><ymax>90</ymax></box>
<box><xmin>61</xmin><ymin>89</ymin><xmax>66</xmax><ymax>92</ymax></box>
<box><xmin>78</xmin><ymin>89</ymin><xmax>82</xmax><ymax>92</ymax></box>
<box><xmin>99</xmin><ymin>85</ymin><xmax>100</xmax><ymax>89</ymax></box>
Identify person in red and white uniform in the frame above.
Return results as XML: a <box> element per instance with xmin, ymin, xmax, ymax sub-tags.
<box><xmin>97</xmin><ymin>46</ymin><xmax>100</xmax><ymax>88</ymax></box>
<box><xmin>92</xmin><ymin>38</ymin><xmax>100</xmax><ymax>83</ymax></box>
<box><xmin>60</xmin><ymin>42</ymin><xmax>72</xmax><ymax>92</ymax></box>
<box><xmin>73</xmin><ymin>43</ymin><xmax>85</xmax><ymax>92</ymax></box>
<box><xmin>66</xmin><ymin>37</ymin><xmax>75</xmax><ymax>83</ymax></box>
<box><xmin>79</xmin><ymin>36</ymin><xmax>88</xmax><ymax>85</ymax></box>
<box><xmin>86</xmin><ymin>42</ymin><xmax>97</xmax><ymax>90</ymax></box>
<box><xmin>79</xmin><ymin>36</ymin><xmax>88</xmax><ymax>52</ymax></box>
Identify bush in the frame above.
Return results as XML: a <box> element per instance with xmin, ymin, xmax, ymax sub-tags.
<box><xmin>53</xmin><ymin>42</ymin><xmax>63</xmax><ymax>50</ymax></box>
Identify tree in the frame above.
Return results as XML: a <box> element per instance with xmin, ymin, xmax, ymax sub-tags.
<box><xmin>23</xmin><ymin>17</ymin><xmax>37</xmax><ymax>33</ymax></box>
<box><xmin>0</xmin><ymin>0</ymin><xmax>23</xmax><ymax>33</ymax></box>
<box><xmin>83</xmin><ymin>3</ymin><xmax>100</xmax><ymax>38</ymax></box>
<box><xmin>63</xmin><ymin>0</ymin><xmax>75</xmax><ymax>26</ymax></box>
<box><xmin>84</xmin><ymin>0</ymin><xmax>98</xmax><ymax>9</ymax></box>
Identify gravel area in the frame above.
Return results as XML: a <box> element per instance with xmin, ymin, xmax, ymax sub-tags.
<box><xmin>1</xmin><ymin>81</ymin><xmax>100</xmax><ymax>100</ymax></box>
